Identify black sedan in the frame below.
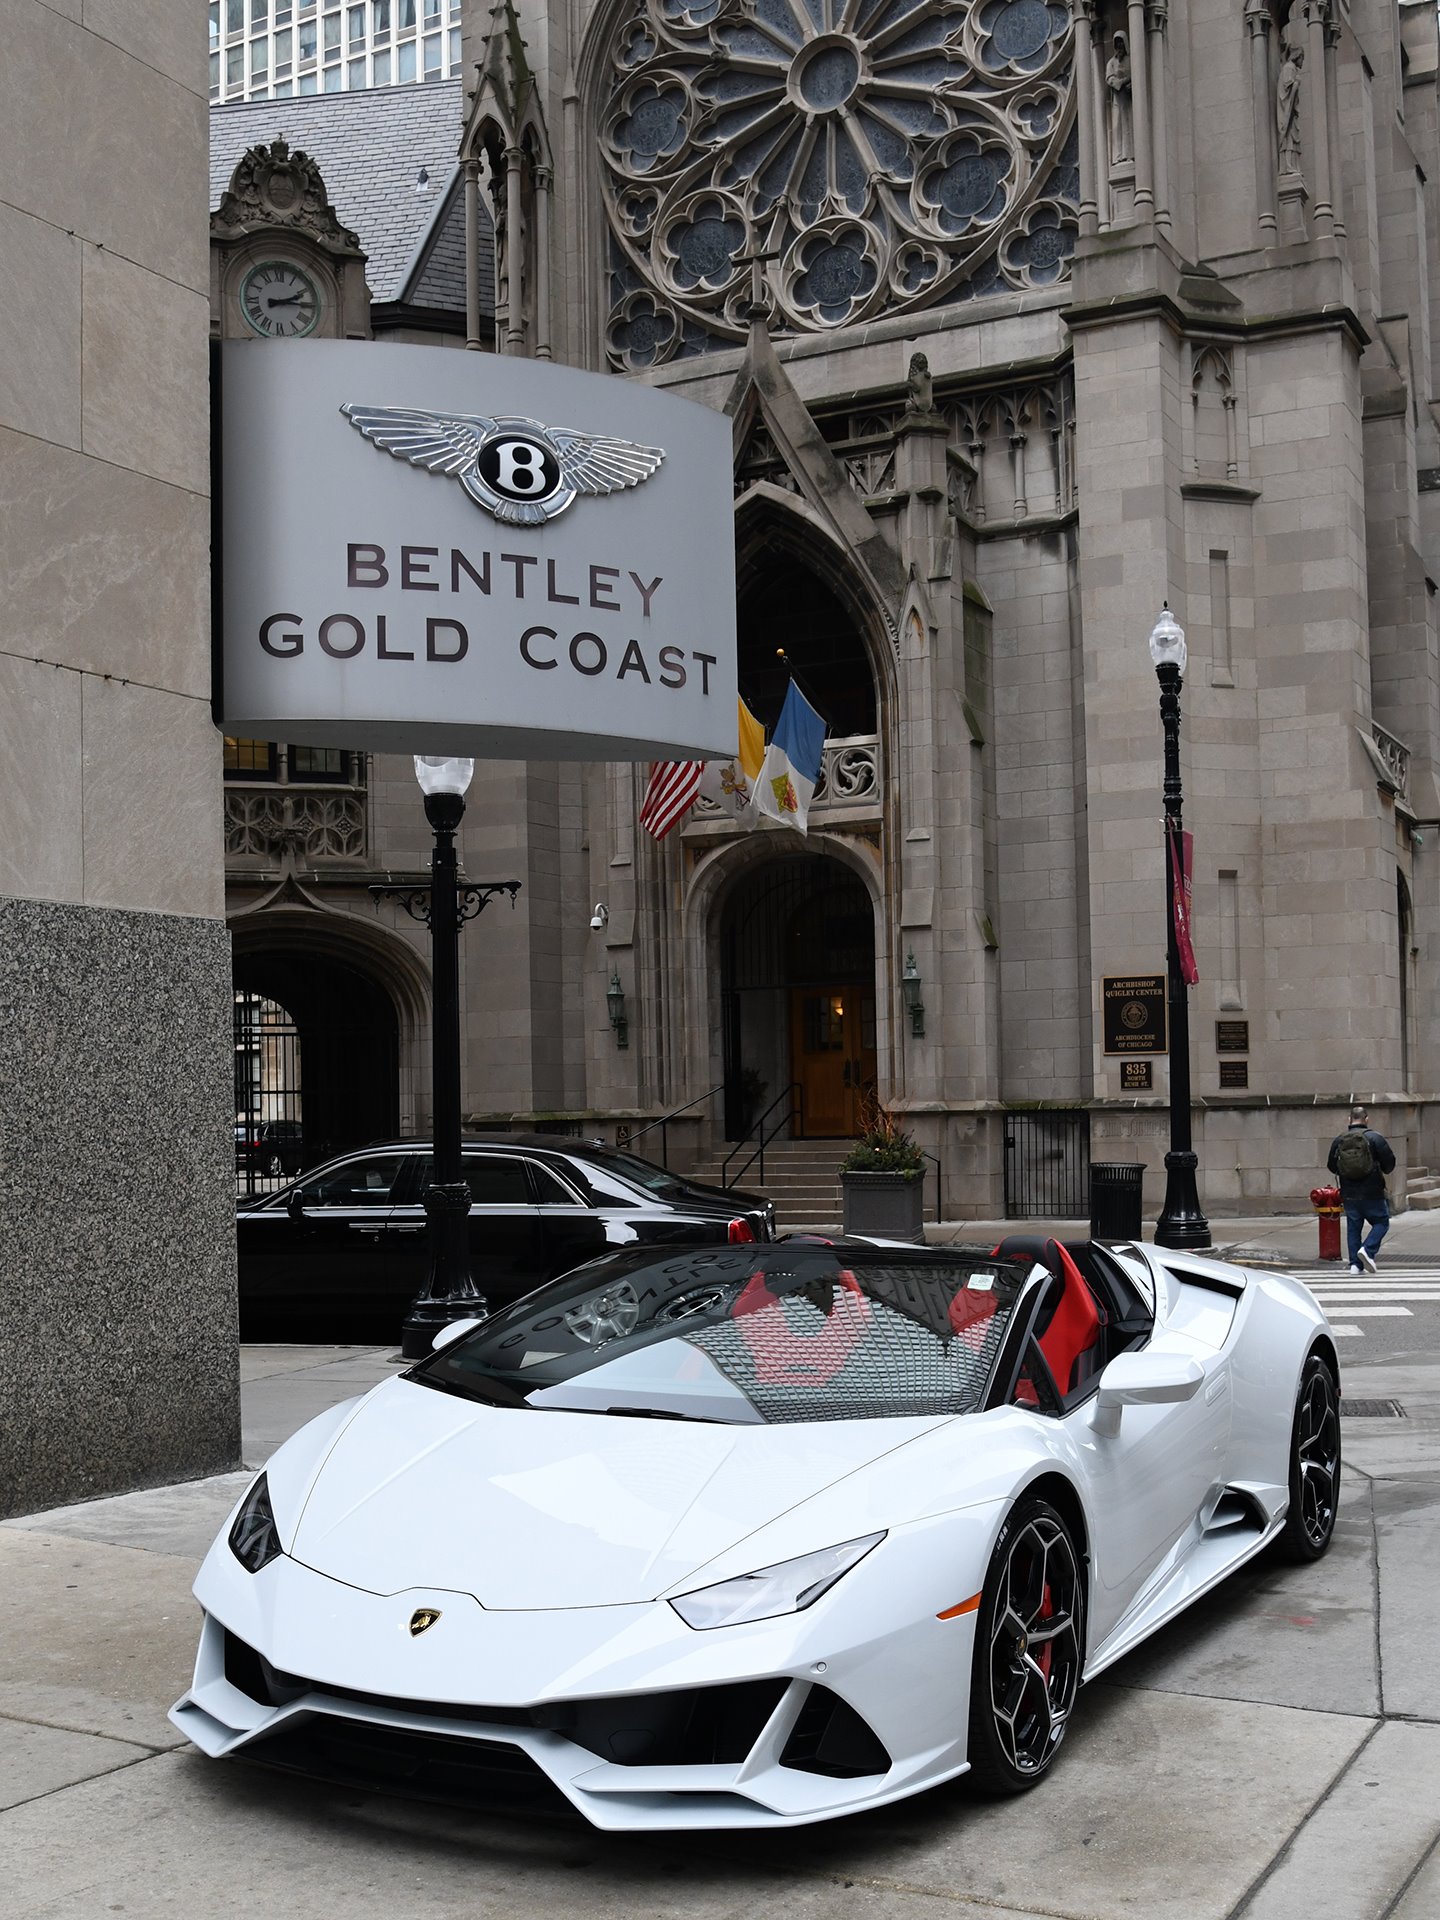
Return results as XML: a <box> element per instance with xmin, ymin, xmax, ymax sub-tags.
<box><xmin>236</xmin><ymin>1135</ymin><xmax>775</xmax><ymax>1344</ymax></box>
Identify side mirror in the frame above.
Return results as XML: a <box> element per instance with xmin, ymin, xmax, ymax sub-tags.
<box><xmin>286</xmin><ymin>1186</ymin><xmax>307</xmax><ymax>1217</ymax></box>
<box><xmin>431</xmin><ymin>1317</ymin><xmax>485</xmax><ymax>1353</ymax></box>
<box><xmin>1092</xmin><ymin>1350</ymin><xmax>1204</xmax><ymax>1437</ymax></box>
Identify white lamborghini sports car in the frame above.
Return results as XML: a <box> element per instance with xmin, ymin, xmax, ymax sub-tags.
<box><xmin>171</xmin><ymin>1235</ymin><xmax>1340</xmax><ymax>1830</ymax></box>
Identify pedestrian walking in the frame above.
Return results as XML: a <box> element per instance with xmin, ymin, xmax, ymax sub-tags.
<box><xmin>1326</xmin><ymin>1106</ymin><xmax>1397</xmax><ymax>1274</ymax></box>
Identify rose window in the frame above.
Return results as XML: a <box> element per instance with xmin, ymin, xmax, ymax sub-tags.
<box><xmin>602</xmin><ymin>0</ymin><xmax>1077</xmax><ymax>368</ymax></box>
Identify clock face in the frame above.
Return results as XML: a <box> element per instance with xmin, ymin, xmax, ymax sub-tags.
<box><xmin>240</xmin><ymin>261</ymin><xmax>321</xmax><ymax>338</ymax></box>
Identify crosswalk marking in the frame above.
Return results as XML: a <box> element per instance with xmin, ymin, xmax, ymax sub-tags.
<box><xmin>1251</xmin><ymin>1266</ymin><xmax>1439</xmax><ymax>1339</ymax></box>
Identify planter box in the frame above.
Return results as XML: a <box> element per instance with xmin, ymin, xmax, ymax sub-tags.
<box><xmin>841</xmin><ymin>1170</ymin><xmax>926</xmax><ymax>1243</ymax></box>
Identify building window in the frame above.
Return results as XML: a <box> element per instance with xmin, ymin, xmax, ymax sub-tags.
<box><xmin>399</xmin><ymin>0</ymin><xmax>415</xmax><ymax>29</ymax></box>
<box><xmin>275</xmin><ymin>0</ymin><xmax>292</xmax><ymax>20</ymax></box>
<box><xmin>227</xmin><ymin>0</ymin><xmax>244</xmax><ymax>32</ymax></box>
<box><xmin>289</xmin><ymin>746</ymin><xmax>352</xmax><ymax>782</ymax></box>
<box><xmin>224</xmin><ymin>739</ymin><xmax>277</xmax><ymax>779</ymax></box>
<box><xmin>422</xmin><ymin>31</ymin><xmax>441</xmax><ymax>76</ymax></box>
<box><xmin>373</xmin><ymin>0</ymin><xmax>390</xmax><ymax>35</ymax></box>
<box><xmin>299</xmin><ymin>69</ymin><xmax>318</xmax><ymax>89</ymax></box>
<box><xmin>348</xmin><ymin>3</ymin><xmax>365</xmax><ymax>48</ymax></box>
<box><xmin>348</xmin><ymin>54</ymin><xmax>365</xmax><ymax>85</ymax></box>
<box><xmin>373</xmin><ymin>46</ymin><xmax>390</xmax><ymax>81</ymax></box>
<box><xmin>210</xmin><ymin>49</ymin><xmax>221</xmax><ymax>93</ymax></box>
<box><xmin>448</xmin><ymin>25</ymin><xmax>458</xmax><ymax>64</ymax></box>
<box><xmin>274</xmin><ymin>27</ymin><xmax>292</xmax><ymax>72</ymax></box>
<box><xmin>398</xmin><ymin>36</ymin><xmax>416</xmax><ymax>79</ymax></box>
<box><xmin>249</xmin><ymin>36</ymin><xmax>268</xmax><ymax>79</ymax></box>
<box><xmin>323</xmin><ymin>61</ymin><xmax>342</xmax><ymax>87</ymax></box>
<box><xmin>323</xmin><ymin>9</ymin><xmax>340</xmax><ymax>52</ymax></box>
<box><xmin>209</xmin><ymin>2</ymin><xmax>221</xmax><ymax>49</ymax></box>
<box><xmin>250</xmin><ymin>0</ymin><xmax>267</xmax><ymax>24</ymax></box>
<box><xmin>424</xmin><ymin>0</ymin><xmax>439</xmax><ymax>26</ymax></box>
<box><xmin>274</xmin><ymin>78</ymin><xmax>293</xmax><ymax>94</ymax></box>
<box><xmin>226</xmin><ymin>43</ymin><xmax>244</xmax><ymax>83</ymax></box>
<box><xmin>299</xmin><ymin>18</ymin><xmax>316</xmax><ymax>56</ymax></box>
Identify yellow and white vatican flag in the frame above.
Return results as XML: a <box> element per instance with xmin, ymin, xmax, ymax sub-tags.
<box><xmin>697</xmin><ymin>697</ymin><xmax>766</xmax><ymax>820</ymax></box>
<box><xmin>754</xmin><ymin>682</ymin><xmax>827</xmax><ymax>835</ymax></box>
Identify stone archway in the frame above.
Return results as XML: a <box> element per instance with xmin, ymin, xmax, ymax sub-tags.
<box><xmin>229</xmin><ymin>907</ymin><xmax>432</xmax><ymax>1172</ymax></box>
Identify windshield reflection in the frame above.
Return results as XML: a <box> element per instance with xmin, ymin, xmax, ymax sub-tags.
<box><xmin>412</xmin><ymin>1246</ymin><xmax>1030</xmax><ymax>1425</ymax></box>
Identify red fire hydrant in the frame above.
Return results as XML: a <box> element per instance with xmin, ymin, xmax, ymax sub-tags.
<box><xmin>1311</xmin><ymin>1185</ymin><xmax>1342</xmax><ymax>1263</ymax></box>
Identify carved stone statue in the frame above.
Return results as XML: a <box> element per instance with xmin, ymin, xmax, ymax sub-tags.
<box><xmin>906</xmin><ymin>350</ymin><xmax>933</xmax><ymax>416</ymax></box>
<box><xmin>1277</xmin><ymin>28</ymin><xmax>1304</xmax><ymax>176</ymax></box>
<box><xmin>1106</xmin><ymin>32</ymin><xmax>1134</xmax><ymax>169</ymax></box>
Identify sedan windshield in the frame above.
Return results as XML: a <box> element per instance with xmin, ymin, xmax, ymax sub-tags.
<box><xmin>412</xmin><ymin>1245</ymin><xmax>1031</xmax><ymax>1424</ymax></box>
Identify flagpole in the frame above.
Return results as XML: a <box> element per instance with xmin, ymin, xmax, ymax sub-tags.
<box><xmin>1151</xmin><ymin>617</ymin><xmax>1211</xmax><ymax>1250</ymax></box>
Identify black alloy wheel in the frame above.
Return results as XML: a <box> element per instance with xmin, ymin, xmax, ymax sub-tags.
<box><xmin>1279</xmin><ymin>1350</ymin><xmax>1340</xmax><ymax>1562</ymax></box>
<box><xmin>966</xmin><ymin>1495</ymin><xmax>1084</xmax><ymax>1793</ymax></box>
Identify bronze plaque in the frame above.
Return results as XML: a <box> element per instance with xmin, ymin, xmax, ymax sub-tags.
<box><xmin>1121</xmin><ymin>1059</ymin><xmax>1153</xmax><ymax>1091</ymax></box>
<box><xmin>1219</xmin><ymin>1059</ymin><xmax>1249</xmax><ymax>1089</ymax></box>
<box><xmin>1102</xmin><ymin>976</ymin><xmax>1168</xmax><ymax>1056</ymax></box>
<box><xmin>1216</xmin><ymin>1019</ymin><xmax>1250</xmax><ymax>1054</ymax></box>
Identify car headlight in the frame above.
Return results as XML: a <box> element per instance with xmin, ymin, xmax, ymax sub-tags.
<box><xmin>228</xmin><ymin>1472</ymin><xmax>283</xmax><ymax>1574</ymax></box>
<box><xmin>670</xmin><ymin>1532</ymin><xmax>884</xmax><ymax>1630</ymax></box>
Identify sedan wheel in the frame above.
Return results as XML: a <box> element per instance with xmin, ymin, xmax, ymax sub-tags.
<box><xmin>1280</xmin><ymin>1351</ymin><xmax>1340</xmax><ymax>1562</ymax></box>
<box><xmin>966</xmin><ymin>1496</ymin><xmax>1084</xmax><ymax>1793</ymax></box>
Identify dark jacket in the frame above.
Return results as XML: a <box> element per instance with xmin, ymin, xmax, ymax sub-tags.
<box><xmin>1327</xmin><ymin>1125</ymin><xmax>1395</xmax><ymax>1206</ymax></box>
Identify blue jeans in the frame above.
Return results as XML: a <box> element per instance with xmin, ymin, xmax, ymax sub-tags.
<box><xmin>1345</xmin><ymin>1196</ymin><xmax>1389</xmax><ymax>1266</ymax></box>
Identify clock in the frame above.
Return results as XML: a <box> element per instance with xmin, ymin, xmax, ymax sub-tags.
<box><xmin>239</xmin><ymin>260</ymin><xmax>322</xmax><ymax>338</ymax></box>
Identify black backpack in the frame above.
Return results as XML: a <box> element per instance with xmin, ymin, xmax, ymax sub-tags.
<box><xmin>1334</xmin><ymin>1130</ymin><xmax>1375</xmax><ymax>1181</ymax></box>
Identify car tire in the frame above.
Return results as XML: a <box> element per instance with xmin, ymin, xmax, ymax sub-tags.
<box><xmin>266</xmin><ymin>1153</ymin><xmax>284</xmax><ymax>1177</ymax></box>
<box><xmin>965</xmin><ymin>1494</ymin><xmax>1085</xmax><ymax>1795</ymax></box>
<box><xmin>1278</xmin><ymin>1349</ymin><xmax>1340</xmax><ymax>1563</ymax></box>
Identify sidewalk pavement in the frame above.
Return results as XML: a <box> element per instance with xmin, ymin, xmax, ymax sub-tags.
<box><xmin>2</xmin><ymin>1340</ymin><xmax>1439</xmax><ymax>1919</ymax></box>
<box><xmin>925</xmin><ymin>1208</ymin><xmax>1440</xmax><ymax>1267</ymax></box>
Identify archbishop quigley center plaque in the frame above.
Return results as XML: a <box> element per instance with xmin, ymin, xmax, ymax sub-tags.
<box><xmin>1102</xmin><ymin>975</ymin><xmax>1168</xmax><ymax>1056</ymax></box>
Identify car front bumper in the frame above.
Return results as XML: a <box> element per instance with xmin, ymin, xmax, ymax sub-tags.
<box><xmin>170</xmin><ymin>1515</ymin><xmax>991</xmax><ymax>1830</ymax></box>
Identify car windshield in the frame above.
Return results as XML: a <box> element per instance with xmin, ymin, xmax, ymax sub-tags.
<box><xmin>411</xmin><ymin>1245</ymin><xmax>1031</xmax><ymax>1424</ymax></box>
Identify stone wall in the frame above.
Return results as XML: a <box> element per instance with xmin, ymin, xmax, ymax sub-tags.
<box><xmin>0</xmin><ymin>2</ymin><xmax>236</xmax><ymax>1512</ymax></box>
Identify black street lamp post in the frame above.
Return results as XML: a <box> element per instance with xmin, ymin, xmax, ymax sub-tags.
<box><xmin>371</xmin><ymin>756</ymin><xmax>520</xmax><ymax>1356</ymax></box>
<box><xmin>1149</xmin><ymin>609</ymin><xmax>1211</xmax><ymax>1250</ymax></box>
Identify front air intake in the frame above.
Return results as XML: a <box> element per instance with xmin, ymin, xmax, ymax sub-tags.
<box><xmin>780</xmin><ymin>1685</ymin><xmax>891</xmax><ymax>1778</ymax></box>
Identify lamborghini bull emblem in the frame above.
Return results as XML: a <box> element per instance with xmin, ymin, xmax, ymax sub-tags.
<box><xmin>408</xmin><ymin>1607</ymin><xmax>442</xmax><ymax>1637</ymax></box>
<box><xmin>339</xmin><ymin>404</ymin><xmax>665</xmax><ymax>526</ymax></box>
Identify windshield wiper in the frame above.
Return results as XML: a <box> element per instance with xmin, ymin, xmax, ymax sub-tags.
<box><xmin>533</xmin><ymin>1403</ymin><xmax>728</xmax><ymax>1423</ymax></box>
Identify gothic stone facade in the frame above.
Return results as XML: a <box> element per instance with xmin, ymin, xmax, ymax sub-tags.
<box><xmin>226</xmin><ymin>0</ymin><xmax>1440</xmax><ymax>1219</ymax></box>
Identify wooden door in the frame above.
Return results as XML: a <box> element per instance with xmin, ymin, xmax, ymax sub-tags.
<box><xmin>791</xmin><ymin>988</ymin><xmax>876</xmax><ymax>1136</ymax></box>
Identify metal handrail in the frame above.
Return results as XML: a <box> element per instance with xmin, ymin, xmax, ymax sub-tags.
<box><xmin>721</xmin><ymin>1081</ymin><xmax>804</xmax><ymax>1191</ymax></box>
<box><xmin>623</xmin><ymin>1083</ymin><xmax>723</xmax><ymax>1169</ymax></box>
<box><xmin>923</xmin><ymin>1148</ymin><xmax>943</xmax><ymax>1225</ymax></box>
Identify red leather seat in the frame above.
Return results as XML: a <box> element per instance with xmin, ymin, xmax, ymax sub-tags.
<box><xmin>994</xmin><ymin>1235</ymin><xmax>1103</xmax><ymax>1396</ymax></box>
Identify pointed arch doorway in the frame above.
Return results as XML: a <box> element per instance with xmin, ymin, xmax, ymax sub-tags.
<box><xmin>720</xmin><ymin>854</ymin><xmax>876</xmax><ymax>1139</ymax></box>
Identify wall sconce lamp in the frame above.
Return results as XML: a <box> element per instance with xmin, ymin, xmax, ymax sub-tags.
<box><xmin>607</xmin><ymin>970</ymin><xmax>629</xmax><ymax>1050</ymax></box>
<box><xmin>902</xmin><ymin>951</ymin><xmax>925</xmax><ymax>1038</ymax></box>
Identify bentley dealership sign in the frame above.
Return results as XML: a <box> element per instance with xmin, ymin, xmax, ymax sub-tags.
<box><xmin>216</xmin><ymin>340</ymin><xmax>738</xmax><ymax>760</ymax></box>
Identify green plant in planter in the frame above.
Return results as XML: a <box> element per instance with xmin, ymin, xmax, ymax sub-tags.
<box><xmin>839</xmin><ymin>1098</ymin><xmax>926</xmax><ymax>1178</ymax></box>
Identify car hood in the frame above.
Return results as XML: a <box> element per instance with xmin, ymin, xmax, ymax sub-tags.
<box><xmin>287</xmin><ymin>1377</ymin><xmax>940</xmax><ymax>1609</ymax></box>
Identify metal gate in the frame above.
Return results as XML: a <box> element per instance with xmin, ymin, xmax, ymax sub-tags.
<box><xmin>234</xmin><ymin>990</ymin><xmax>303</xmax><ymax>1199</ymax></box>
<box><xmin>1002</xmin><ymin>1110</ymin><xmax>1091</xmax><ymax>1219</ymax></box>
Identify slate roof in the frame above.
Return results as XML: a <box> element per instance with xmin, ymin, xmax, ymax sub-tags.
<box><xmin>210</xmin><ymin>82</ymin><xmax>494</xmax><ymax>315</ymax></box>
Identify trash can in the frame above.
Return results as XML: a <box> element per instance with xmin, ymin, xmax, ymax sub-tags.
<box><xmin>1089</xmin><ymin>1162</ymin><xmax>1145</xmax><ymax>1240</ymax></box>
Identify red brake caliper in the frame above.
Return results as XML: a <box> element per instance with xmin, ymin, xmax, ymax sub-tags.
<box><xmin>1036</xmin><ymin>1582</ymin><xmax>1054</xmax><ymax>1682</ymax></box>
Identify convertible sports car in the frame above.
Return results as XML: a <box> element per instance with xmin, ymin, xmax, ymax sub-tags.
<box><xmin>172</xmin><ymin>1234</ymin><xmax>1340</xmax><ymax>1829</ymax></box>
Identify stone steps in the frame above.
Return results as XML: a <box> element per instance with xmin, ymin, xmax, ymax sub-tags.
<box><xmin>690</xmin><ymin>1140</ymin><xmax>854</xmax><ymax>1233</ymax></box>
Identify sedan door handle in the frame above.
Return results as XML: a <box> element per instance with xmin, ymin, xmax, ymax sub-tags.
<box><xmin>347</xmin><ymin>1224</ymin><xmax>384</xmax><ymax>1236</ymax></box>
<box><xmin>390</xmin><ymin>1225</ymin><xmax>427</xmax><ymax>1235</ymax></box>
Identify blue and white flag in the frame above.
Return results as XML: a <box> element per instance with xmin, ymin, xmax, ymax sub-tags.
<box><xmin>755</xmin><ymin>682</ymin><xmax>826</xmax><ymax>835</ymax></box>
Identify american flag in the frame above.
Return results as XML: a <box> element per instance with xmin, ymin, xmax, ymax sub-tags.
<box><xmin>639</xmin><ymin>760</ymin><xmax>702</xmax><ymax>838</ymax></box>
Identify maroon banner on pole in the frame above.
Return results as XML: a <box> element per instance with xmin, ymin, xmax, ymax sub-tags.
<box><xmin>1170</xmin><ymin>820</ymin><xmax>1199</xmax><ymax>985</ymax></box>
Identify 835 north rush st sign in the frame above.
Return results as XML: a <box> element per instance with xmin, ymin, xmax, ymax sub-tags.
<box><xmin>215</xmin><ymin>340</ymin><xmax>737</xmax><ymax>761</ymax></box>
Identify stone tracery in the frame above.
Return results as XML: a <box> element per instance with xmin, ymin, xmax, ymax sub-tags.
<box><xmin>600</xmin><ymin>0</ymin><xmax>1079</xmax><ymax>366</ymax></box>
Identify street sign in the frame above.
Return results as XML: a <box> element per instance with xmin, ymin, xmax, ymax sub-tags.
<box><xmin>215</xmin><ymin>340</ymin><xmax>738</xmax><ymax>761</ymax></box>
<box><xmin>1102</xmin><ymin>975</ymin><xmax>1168</xmax><ymax>1056</ymax></box>
<box><xmin>1120</xmin><ymin>1059</ymin><xmax>1153</xmax><ymax>1090</ymax></box>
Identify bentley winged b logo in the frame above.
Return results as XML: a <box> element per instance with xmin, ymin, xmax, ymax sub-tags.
<box><xmin>408</xmin><ymin>1607</ymin><xmax>442</xmax><ymax>1637</ymax></box>
<box><xmin>339</xmin><ymin>404</ymin><xmax>665</xmax><ymax>526</ymax></box>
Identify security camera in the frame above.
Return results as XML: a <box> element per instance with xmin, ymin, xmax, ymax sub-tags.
<box><xmin>589</xmin><ymin>903</ymin><xmax>608</xmax><ymax>930</ymax></box>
